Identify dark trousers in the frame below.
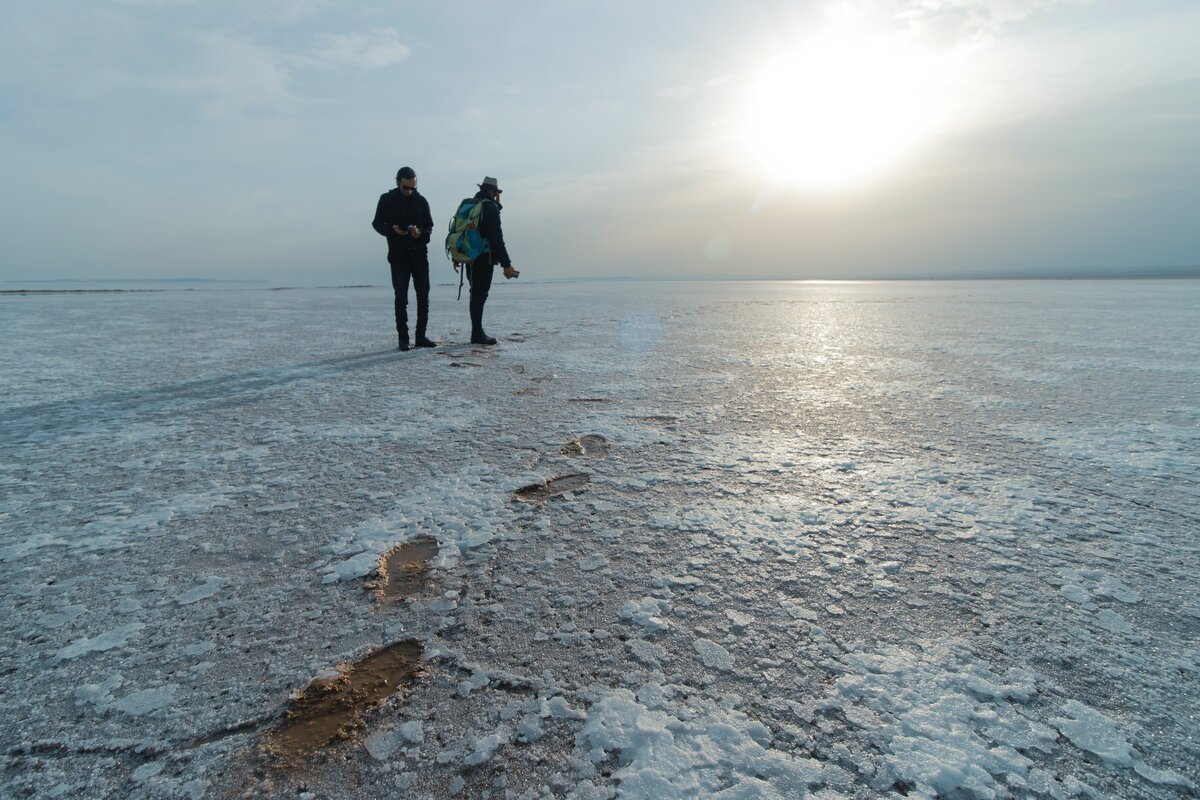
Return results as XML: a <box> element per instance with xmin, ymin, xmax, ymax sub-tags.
<box><xmin>389</xmin><ymin>249</ymin><xmax>430</xmax><ymax>339</ymax></box>
<box><xmin>467</xmin><ymin>258</ymin><xmax>494</xmax><ymax>336</ymax></box>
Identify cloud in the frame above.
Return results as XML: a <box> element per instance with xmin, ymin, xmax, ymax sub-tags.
<box><xmin>657</xmin><ymin>85</ymin><xmax>698</xmax><ymax>100</ymax></box>
<box><xmin>817</xmin><ymin>1</ymin><xmax>1094</xmax><ymax>51</ymax></box>
<box><xmin>890</xmin><ymin>0</ymin><xmax>1095</xmax><ymax>47</ymax></box>
<box><xmin>148</xmin><ymin>27</ymin><xmax>411</xmax><ymax>120</ymax></box>
<box><xmin>302</xmin><ymin>28</ymin><xmax>411</xmax><ymax>71</ymax></box>
<box><xmin>271</xmin><ymin>0</ymin><xmax>335</xmax><ymax>22</ymax></box>
<box><xmin>151</xmin><ymin>33</ymin><xmax>298</xmax><ymax>118</ymax></box>
<box><xmin>107</xmin><ymin>0</ymin><xmax>198</xmax><ymax>6</ymax></box>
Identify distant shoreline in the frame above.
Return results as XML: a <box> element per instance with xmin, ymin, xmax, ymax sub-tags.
<box><xmin>0</xmin><ymin>285</ymin><xmax>379</xmax><ymax>295</ymax></box>
<box><xmin>0</xmin><ymin>288</ymin><xmax>171</xmax><ymax>295</ymax></box>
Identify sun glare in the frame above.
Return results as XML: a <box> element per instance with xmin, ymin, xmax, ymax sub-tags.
<box><xmin>742</xmin><ymin>31</ymin><xmax>949</xmax><ymax>189</ymax></box>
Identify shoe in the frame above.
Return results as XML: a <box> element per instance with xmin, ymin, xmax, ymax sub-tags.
<box><xmin>415</xmin><ymin>336</ymin><xmax>438</xmax><ymax>348</ymax></box>
<box><xmin>398</xmin><ymin>339</ymin><xmax>411</xmax><ymax>352</ymax></box>
<box><xmin>470</xmin><ymin>333</ymin><xmax>497</xmax><ymax>345</ymax></box>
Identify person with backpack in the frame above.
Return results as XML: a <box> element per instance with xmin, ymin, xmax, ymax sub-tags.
<box><xmin>372</xmin><ymin>166</ymin><xmax>437</xmax><ymax>351</ymax></box>
<box><xmin>451</xmin><ymin>176</ymin><xmax>518</xmax><ymax>345</ymax></box>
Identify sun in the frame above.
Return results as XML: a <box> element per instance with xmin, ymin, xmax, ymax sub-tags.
<box><xmin>742</xmin><ymin>31</ymin><xmax>949</xmax><ymax>189</ymax></box>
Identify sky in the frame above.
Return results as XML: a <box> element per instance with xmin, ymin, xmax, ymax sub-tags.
<box><xmin>1</xmin><ymin>0</ymin><xmax>1199</xmax><ymax>283</ymax></box>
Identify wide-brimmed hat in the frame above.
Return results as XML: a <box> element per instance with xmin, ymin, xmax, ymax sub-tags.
<box><xmin>478</xmin><ymin>176</ymin><xmax>502</xmax><ymax>193</ymax></box>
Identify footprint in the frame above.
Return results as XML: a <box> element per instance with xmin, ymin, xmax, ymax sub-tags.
<box><xmin>262</xmin><ymin>640</ymin><xmax>423</xmax><ymax>761</ymax></box>
<box><xmin>512</xmin><ymin>473</ymin><xmax>590</xmax><ymax>502</ymax></box>
<box><xmin>374</xmin><ymin>537</ymin><xmax>438</xmax><ymax>601</ymax></box>
<box><xmin>560</xmin><ymin>435</ymin><xmax>611</xmax><ymax>457</ymax></box>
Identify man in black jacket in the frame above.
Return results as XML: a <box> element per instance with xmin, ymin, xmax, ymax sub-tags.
<box><xmin>467</xmin><ymin>176</ymin><xmax>518</xmax><ymax>345</ymax></box>
<box><xmin>372</xmin><ymin>166</ymin><xmax>437</xmax><ymax>351</ymax></box>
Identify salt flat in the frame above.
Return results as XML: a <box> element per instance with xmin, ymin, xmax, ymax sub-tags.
<box><xmin>1</xmin><ymin>279</ymin><xmax>1197</xmax><ymax>799</ymax></box>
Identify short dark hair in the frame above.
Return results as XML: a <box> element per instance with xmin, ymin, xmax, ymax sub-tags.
<box><xmin>396</xmin><ymin>166</ymin><xmax>416</xmax><ymax>180</ymax></box>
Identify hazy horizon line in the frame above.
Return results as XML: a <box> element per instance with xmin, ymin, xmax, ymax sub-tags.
<box><xmin>4</xmin><ymin>271</ymin><xmax>1199</xmax><ymax>294</ymax></box>
<box><xmin>5</xmin><ymin>264</ymin><xmax>1200</xmax><ymax>286</ymax></box>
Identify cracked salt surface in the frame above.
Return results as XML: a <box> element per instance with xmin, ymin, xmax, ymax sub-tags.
<box><xmin>1</xmin><ymin>280</ymin><xmax>1198</xmax><ymax>798</ymax></box>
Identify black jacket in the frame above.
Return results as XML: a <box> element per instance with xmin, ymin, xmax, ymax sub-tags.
<box><xmin>372</xmin><ymin>188</ymin><xmax>435</xmax><ymax>262</ymax></box>
<box><xmin>471</xmin><ymin>191</ymin><xmax>511</xmax><ymax>268</ymax></box>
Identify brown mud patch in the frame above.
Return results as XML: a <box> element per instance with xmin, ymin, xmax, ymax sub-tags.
<box><xmin>376</xmin><ymin>537</ymin><xmax>438</xmax><ymax>600</ymax></box>
<box><xmin>560</xmin><ymin>435</ymin><xmax>611</xmax><ymax>457</ymax></box>
<box><xmin>512</xmin><ymin>473</ymin><xmax>590</xmax><ymax>502</ymax></box>
<box><xmin>262</xmin><ymin>640</ymin><xmax>423</xmax><ymax>763</ymax></box>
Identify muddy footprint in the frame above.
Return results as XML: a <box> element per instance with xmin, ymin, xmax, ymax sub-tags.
<box><xmin>262</xmin><ymin>640</ymin><xmax>423</xmax><ymax>762</ymax></box>
<box><xmin>512</xmin><ymin>473</ymin><xmax>590</xmax><ymax>502</ymax></box>
<box><xmin>375</xmin><ymin>536</ymin><xmax>439</xmax><ymax>601</ymax></box>
<box><xmin>560</xmin><ymin>434</ymin><xmax>611</xmax><ymax>457</ymax></box>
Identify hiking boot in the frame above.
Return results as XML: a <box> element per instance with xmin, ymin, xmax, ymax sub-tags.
<box><xmin>415</xmin><ymin>336</ymin><xmax>438</xmax><ymax>348</ymax></box>
<box><xmin>470</xmin><ymin>332</ymin><xmax>497</xmax><ymax>346</ymax></box>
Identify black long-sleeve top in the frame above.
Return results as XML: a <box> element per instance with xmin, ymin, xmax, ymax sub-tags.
<box><xmin>372</xmin><ymin>188</ymin><xmax>435</xmax><ymax>262</ymax></box>
<box><xmin>472</xmin><ymin>190</ymin><xmax>511</xmax><ymax>268</ymax></box>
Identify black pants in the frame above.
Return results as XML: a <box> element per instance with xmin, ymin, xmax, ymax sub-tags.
<box><xmin>468</xmin><ymin>258</ymin><xmax>494</xmax><ymax>336</ymax></box>
<box><xmin>389</xmin><ymin>249</ymin><xmax>430</xmax><ymax>339</ymax></box>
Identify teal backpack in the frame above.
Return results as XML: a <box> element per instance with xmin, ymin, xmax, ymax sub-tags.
<box><xmin>445</xmin><ymin>198</ymin><xmax>490</xmax><ymax>264</ymax></box>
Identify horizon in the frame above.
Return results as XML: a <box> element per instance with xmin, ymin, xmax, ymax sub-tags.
<box><xmin>4</xmin><ymin>268</ymin><xmax>1200</xmax><ymax>292</ymax></box>
<box><xmin>2</xmin><ymin>1</ymin><xmax>1198</xmax><ymax>284</ymax></box>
